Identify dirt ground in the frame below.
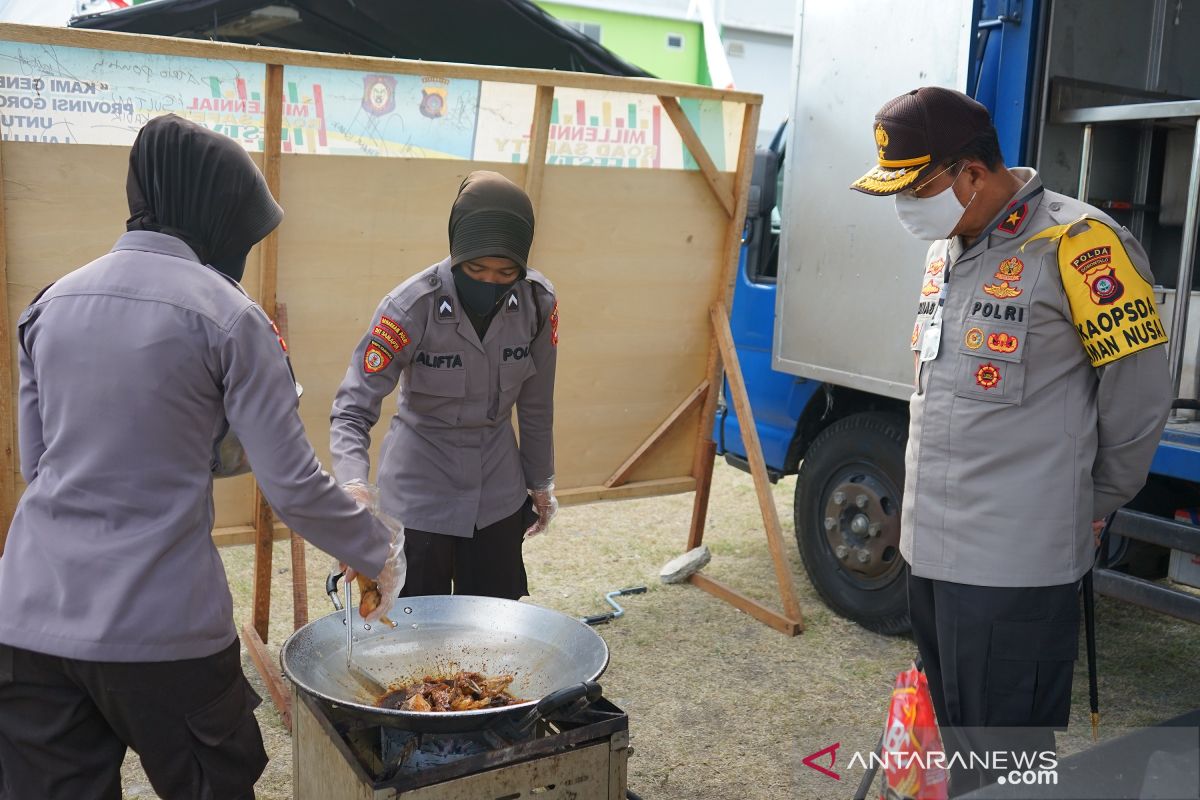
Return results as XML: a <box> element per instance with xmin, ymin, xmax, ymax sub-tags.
<box><xmin>121</xmin><ymin>463</ymin><xmax>1200</xmax><ymax>799</ymax></box>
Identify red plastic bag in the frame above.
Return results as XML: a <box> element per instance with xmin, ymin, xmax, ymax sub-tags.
<box><xmin>880</xmin><ymin>665</ymin><xmax>949</xmax><ymax>800</ymax></box>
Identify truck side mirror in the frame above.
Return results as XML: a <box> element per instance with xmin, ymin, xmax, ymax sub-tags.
<box><xmin>748</xmin><ymin>148</ymin><xmax>780</xmax><ymax>219</ymax></box>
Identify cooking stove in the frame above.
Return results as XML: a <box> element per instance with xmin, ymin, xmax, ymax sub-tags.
<box><xmin>292</xmin><ymin>686</ymin><xmax>630</xmax><ymax>800</ymax></box>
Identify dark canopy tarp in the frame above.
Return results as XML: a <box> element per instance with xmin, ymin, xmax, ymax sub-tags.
<box><xmin>70</xmin><ymin>0</ymin><xmax>653</xmax><ymax>77</ymax></box>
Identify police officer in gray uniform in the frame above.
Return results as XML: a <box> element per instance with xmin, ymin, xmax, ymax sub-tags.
<box><xmin>0</xmin><ymin>115</ymin><xmax>404</xmax><ymax>800</ymax></box>
<box><xmin>331</xmin><ymin>171</ymin><xmax>558</xmax><ymax>600</ymax></box>
<box><xmin>852</xmin><ymin>89</ymin><xmax>1171</xmax><ymax>795</ymax></box>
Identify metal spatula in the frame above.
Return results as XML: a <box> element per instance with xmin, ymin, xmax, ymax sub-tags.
<box><xmin>343</xmin><ymin>576</ymin><xmax>391</xmax><ymax>697</ymax></box>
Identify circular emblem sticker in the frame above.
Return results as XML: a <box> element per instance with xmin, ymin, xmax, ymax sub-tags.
<box><xmin>1094</xmin><ymin>275</ymin><xmax>1121</xmax><ymax>301</ymax></box>
<box><xmin>964</xmin><ymin>327</ymin><xmax>984</xmax><ymax>350</ymax></box>
<box><xmin>365</xmin><ymin>350</ymin><xmax>383</xmax><ymax>370</ymax></box>
<box><xmin>975</xmin><ymin>362</ymin><xmax>1002</xmax><ymax>390</ymax></box>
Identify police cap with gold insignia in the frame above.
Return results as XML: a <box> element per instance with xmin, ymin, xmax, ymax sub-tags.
<box><xmin>851</xmin><ymin>87</ymin><xmax>993</xmax><ymax>196</ymax></box>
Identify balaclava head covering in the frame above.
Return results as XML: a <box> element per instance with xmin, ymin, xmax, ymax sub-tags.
<box><xmin>448</xmin><ymin>171</ymin><xmax>535</xmax><ymax>269</ymax></box>
<box><xmin>126</xmin><ymin>114</ymin><xmax>283</xmax><ymax>282</ymax></box>
<box><xmin>448</xmin><ymin>171</ymin><xmax>536</xmax><ymax>318</ymax></box>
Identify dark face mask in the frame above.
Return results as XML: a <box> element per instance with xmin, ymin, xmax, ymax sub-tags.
<box><xmin>453</xmin><ymin>268</ymin><xmax>515</xmax><ymax>317</ymax></box>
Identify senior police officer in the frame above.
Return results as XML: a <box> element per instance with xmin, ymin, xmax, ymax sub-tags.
<box><xmin>852</xmin><ymin>88</ymin><xmax>1171</xmax><ymax>795</ymax></box>
<box><xmin>331</xmin><ymin>171</ymin><xmax>558</xmax><ymax>600</ymax></box>
<box><xmin>0</xmin><ymin>115</ymin><xmax>404</xmax><ymax>800</ymax></box>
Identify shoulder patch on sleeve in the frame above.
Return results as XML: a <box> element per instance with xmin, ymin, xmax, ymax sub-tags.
<box><xmin>372</xmin><ymin>315</ymin><xmax>411</xmax><ymax>353</ymax></box>
<box><xmin>1057</xmin><ymin>219</ymin><xmax>1167</xmax><ymax>368</ymax></box>
<box><xmin>363</xmin><ymin>341</ymin><xmax>393</xmax><ymax>374</ymax></box>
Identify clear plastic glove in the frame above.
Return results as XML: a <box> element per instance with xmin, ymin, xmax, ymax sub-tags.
<box><xmin>524</xmin><ymin>482</ymin><xmax>560</xmax><ymax>540</ymax></box>
<box><xmin>345</xmin><ymin>513</ymin><xmax>406</xmax><ymax>625</ymax></box>
<box><xmin>342</xmin><ymin>479</ymin><xmax>379</xmax><ymax>514</ymax></box>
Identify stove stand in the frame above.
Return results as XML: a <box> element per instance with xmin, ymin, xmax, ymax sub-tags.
<box><xmin>292</xmin><ymin>686</ymin><xmax>630</xmax><ymax>800</ymax></box>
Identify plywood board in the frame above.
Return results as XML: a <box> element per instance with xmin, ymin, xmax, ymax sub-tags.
<box><xmin>0</xmin><ymin>27</ymin><xmax>755</xmax><ymax>541</ymax></box>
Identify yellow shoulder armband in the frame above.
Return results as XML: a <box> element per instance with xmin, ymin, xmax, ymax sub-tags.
<box><xmin>1056</xmin><ymin>220</ymin><xmax>1167</xmax><ymax>367</ymax></box>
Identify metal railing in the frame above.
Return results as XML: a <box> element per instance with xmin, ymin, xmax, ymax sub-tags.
<box><xmin>1055</xmin><ymin>99</ymin><xmax>1200</xmax><ymax>404</ymax></box>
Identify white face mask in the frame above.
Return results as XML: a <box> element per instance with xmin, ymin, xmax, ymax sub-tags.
<box><xmin>894</xmin><ymin>166</ymin><xmax>975</xmax><ymax>241</ymax></box>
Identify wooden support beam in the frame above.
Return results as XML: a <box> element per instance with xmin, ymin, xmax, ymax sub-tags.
<box><xmin>213</xmin><ymin>522</ymin><xmax>291</xmax><ymax>548</ymax></box>
<box><xmin>557</xmin><ymin>477</ymin><xmax>696</xmax><ymax>507</ymax></box>
<box><xmin>271</xmin><ymin>302</ymin><xmax>309</xmax><ymax>632</ymax></box>
<box><xmin>689</xmin><ymin>574</ymin><xmax>803</xmax><ymax>636</ymax></box>
<box><xmin>688</xmin><ymin>102</ymin><xmax>761</xmax><ymax>549</ymax></box>
<box><xmin>250</xmin><ymin>62</ymin><xmax>285</xmax><ymax>645</ymax></box>
<box><xmin>525</xmin><ymin>85</ymin><xmax>555</xmax><ymax>214</ymax></box>
<box><xmin>687</xmin><ymin>440</ymin><xmax>717</xmax><ymax>551</ymax></box>
<box><xmin>250</xmin><ymin>498</ymin><xmax>275</xmax><ymax>643</ymax></box>
<box><xmin>0</xmin><ymin>140</ymin><xmax>14</xmax><ymax>555</ymax></box>
<box><xmin>243</xmin><ymin>624</ymin><xmax>293</xmax><ymax>731</ymax></box>
<box><xmin>604</xmin><ymin>380</ymin><xmax>708</xmax><ymax>488</ymax></box>
<box><xmin>711</xmin><ymin>303</ymin><xmax>804</xmax><ymax>627</ymax></box>
<box><xmin>658</xmin><ymin>96</ymin><xmax>735</xmax><ymax>218</ymax></box>
<box><xmin>290</xmin><ymin>533</ymin><xmax>309</xmax><ymax>631</ymax></box>
<box><xmin>258</xmin><ymin>64</ymin><xmax>283</xmax><ymax>320</ymax></box>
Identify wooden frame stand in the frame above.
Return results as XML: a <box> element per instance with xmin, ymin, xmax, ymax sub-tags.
<box><xmin>687</xmin><ymin>306</ymin><xmax>804</xmax><ymax>636</ymax></box>
<box><xmin>0</xmin><ymin>23</ymin><xmax>800</xmax><ymax>737</ymax></box>
<box><xmin>599</xmin><ymin>101</ymin><xmax>806</xmax><ymax>636</ymax></box>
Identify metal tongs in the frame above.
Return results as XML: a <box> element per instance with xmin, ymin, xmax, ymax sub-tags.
<box><xmin>327</xmin><ymin>570</ymin><xmax>390</xmax><ymax>697</ymax></box>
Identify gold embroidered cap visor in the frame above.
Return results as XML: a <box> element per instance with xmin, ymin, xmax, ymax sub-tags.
<box><xmin>852</xmin><ymin>157</ymin><xmax>932</xmax><ymax>195</ymax></box>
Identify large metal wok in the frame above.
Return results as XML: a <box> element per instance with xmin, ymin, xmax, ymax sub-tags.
<box><xmin>279</xmin><ymin>586</ymin><xmax>610</xmax><ymax>733</ymax></box>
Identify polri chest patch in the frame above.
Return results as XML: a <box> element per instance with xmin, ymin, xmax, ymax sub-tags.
<box><xmin>502</xmin><ymin>343</ymin><xmax>532</xmax><ymax>362</ymax></box>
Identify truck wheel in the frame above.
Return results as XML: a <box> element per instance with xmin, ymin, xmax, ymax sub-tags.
<box><xmin>794</xmin><ymin>412</ymin><xmax>910</xmax><ymax>634</ymax></box>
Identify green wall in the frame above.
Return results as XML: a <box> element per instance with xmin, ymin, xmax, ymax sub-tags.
<box><xmin>535</xmin><ymin>2</ymin><xmax>706</xmax><ymax>84</ymax></box>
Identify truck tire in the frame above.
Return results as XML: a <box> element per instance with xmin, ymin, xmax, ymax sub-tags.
<box><xmin>794</xmin><ymin>412</ymin><xmax>910</xmax><ymax>634</ymax></box>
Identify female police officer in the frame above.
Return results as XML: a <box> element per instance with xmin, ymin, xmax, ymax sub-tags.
<box><xmin>331</xmin><ymin>171</ymin><xmax>558</xmax><ymax>600</ymax></box>
<box><xmin>0</xmin><ymin>115</ymin><xmax>404</xmax><ymax>800</ymax></box>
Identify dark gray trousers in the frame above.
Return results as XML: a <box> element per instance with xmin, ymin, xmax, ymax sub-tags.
<box><xmin>0</xmin><ymin>637</ymin><xmax>266</xmax><ymax>800</ymax></box>
<box><xmin>908</xmin><ymin>573</ymin><xmax>1080</xmax><ymax>797</ymax></box>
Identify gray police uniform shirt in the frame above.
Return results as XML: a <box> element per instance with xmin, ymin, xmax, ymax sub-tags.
<box><xmin>330</xmin><ymin>258</ymin><xmax>557</xmax><ymax>538</ymax></box>
<box><xmin>0</xmin><ymin>231</ymin><xmax>393</xmax><ymax>662</ymax></box>
<box><xmin>903</xmin><ymin>168</ymin><xmax>1171</xmax><ymax>587</ymax></box>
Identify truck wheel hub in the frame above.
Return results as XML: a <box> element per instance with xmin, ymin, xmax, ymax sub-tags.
<box><xmin>822</xmin><ymin>474</ymin><xmax>900</xmax><ymax>580</ymax></box>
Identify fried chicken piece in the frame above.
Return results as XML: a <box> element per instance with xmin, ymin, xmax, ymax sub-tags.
<box><xmin>429</xmin><ymin>687</ymin><xmax>452</xmax><ymax>712</ymax></box>
<box><xmin>354</xmin><ymin>574</ymin><xmax>394</xmax><ymax>627</ymax></box>
<box><xmin>375</xmin><ymin>672</ymin><xmax>524</xmax><ymax>711</ymax></box>
<box><xmin>401</xmin><ymin>693</ymin><xmax>432</xmax><ymax>712</ymax></box>
<box><xmin>481</xmin><ymin>674</ymin><xmax>514</xmax><ymax>695</ymax></box>
<box><xmin>449</xmin><ymin>694</ymin><xmax>476</xmax><ymax>711</ymax></box>
<box><xmin>454</xmin><ymin>673</ymin><xmax>484</xmax><ymax>698</ymax></box>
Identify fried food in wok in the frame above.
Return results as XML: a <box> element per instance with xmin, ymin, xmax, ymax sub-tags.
<box><xmin>355</xmin><ymin>574</ymin><xmax>394</xmax><ymax>626</ymax></box>
<box><xmin>376</xmin><ymin>671</ymin><xmax>523</xmax><ymax>712</ymax></box>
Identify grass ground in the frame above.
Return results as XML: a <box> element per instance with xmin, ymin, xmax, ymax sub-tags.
<box><xmin>121</xmin><ymin>463</ymin><xmax>1200</xmax><ymax>798</ymax></box>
